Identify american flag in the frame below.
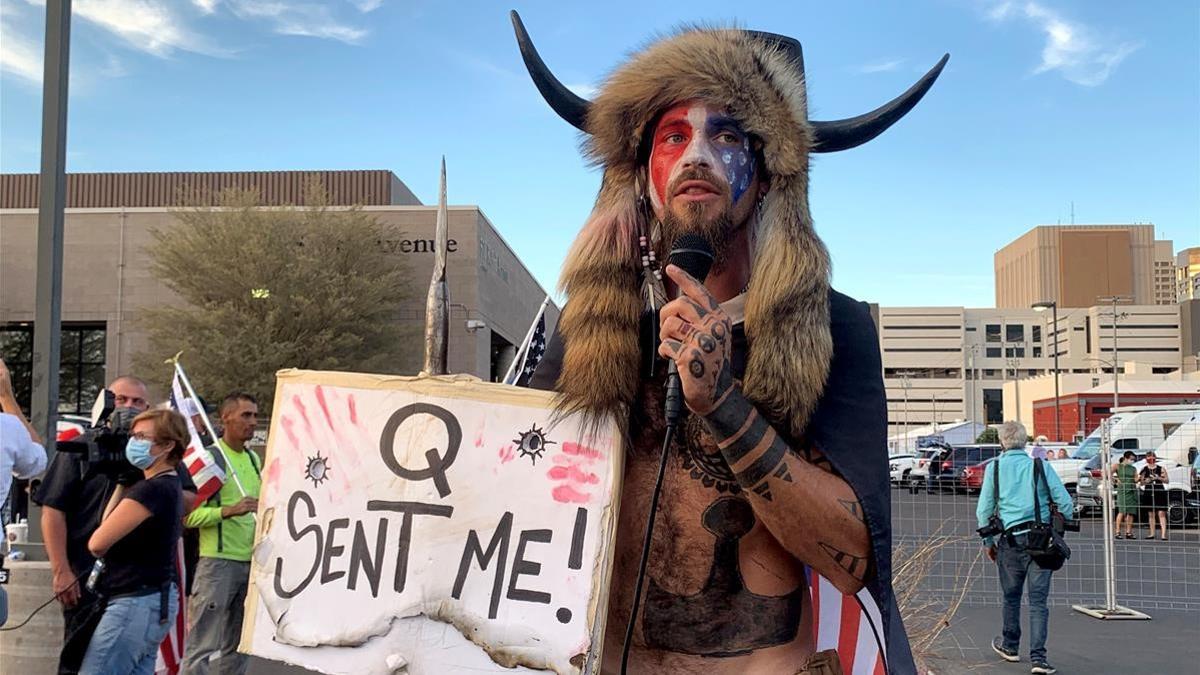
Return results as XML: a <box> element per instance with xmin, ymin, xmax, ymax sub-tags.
<box><xmin>505</xmin><ymin>299</ymin><xmax>549</xmax><ymax>387</ymax></box>
<box><xmin>153</xmin><ymin>539</ymin><xmax>188</xmax><ymax>675</ymax></box>
<box><xmin>807</xmin><ymin>567</ymin><xmax>887</xmax><ymax>675</ymax></box>
<box><xmin>169</xmin><ymin>369</ymin><xmax>226</xmax><ymax>503</ymax></box>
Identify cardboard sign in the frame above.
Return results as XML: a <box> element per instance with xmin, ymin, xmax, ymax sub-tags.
<box><xmin>240</xmin><ymin>370</ymin><xmax>622</xmax><ymax>675</ymax></box>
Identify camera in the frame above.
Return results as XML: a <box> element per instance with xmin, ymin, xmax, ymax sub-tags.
<box><xmin>977</xmin><ymin>515</ymin><xmax>1005</xmax><ymax>539</ymax></box>
<box><xmin>977</xmin><ymin>514</ymin><xmax>1004</xmax><ymax>538</ymax></box>
<box><xmin>55</xmin><ymin>390</ymin><xmax>141</xmax><ymax>484</ymax></box>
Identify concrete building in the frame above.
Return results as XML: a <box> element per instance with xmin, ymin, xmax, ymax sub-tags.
<box><xmin>878</xmin><ymin>303</ymin><xmax>1184</xmax><ymax>440</ymax></box>
<box><xmin>1154</xmin><ymin>240</ymin><xmax>1177</xmax><ymax>305</ymax></box>
<box><xmin>1178</xmin><ymin>246</ymin><xmax>1200</xmax><ymax>302</ymax></box>
<box><xmin>1028</xmin><ymin>381</ymin><xmax>1200</xmax><ymax>440</ymax></box>
<box><xmin>993</xmin><ymin>224</ymin><xmax>1167</xmax><ymax>308</ymax></box>
<box><xmin>0</xmin><ymin>171</ymin><xmax>557</xmax><ymax>412</ymax></box>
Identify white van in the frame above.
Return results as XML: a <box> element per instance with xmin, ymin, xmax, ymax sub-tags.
<box><xmin>1048</xmin><ymin>405</ymin><xmax>1200</xmax><ymax>496</ymax></box>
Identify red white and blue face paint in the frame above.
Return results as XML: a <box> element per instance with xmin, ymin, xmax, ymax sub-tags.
<box><xmin>648</xmin><ymin>102</ymin><xmax>756</xmax><ymax>214</ymax></box>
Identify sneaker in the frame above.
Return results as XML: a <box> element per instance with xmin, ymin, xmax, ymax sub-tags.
<box><xmin>991</xmin><ymin>637</ymin><xmax>1019</xmax><ymax>662</ymax></box>
<box><xmin>1031</xmin><ymin>661</ymin><xmax>1057</xmax><ymax>674</ymax></box>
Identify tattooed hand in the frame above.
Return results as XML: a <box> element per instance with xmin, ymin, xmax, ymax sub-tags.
<box><xmin>657</xmin><ymin>264</ymin><xmax>734</xmax><ymax>416</ymax></box>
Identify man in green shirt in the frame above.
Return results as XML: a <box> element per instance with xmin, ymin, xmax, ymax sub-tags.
<box><xmin>183</xmin><ymin>392</ymin><xmax>261</xmax><ymax>675</ymax></box>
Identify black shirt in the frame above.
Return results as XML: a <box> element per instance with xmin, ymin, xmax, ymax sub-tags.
<box><xmin>101</xmin><ymin>472</ymin><xmax>184</xmax><ymax>596</ymax></box>
<box><xmin>33</xmin><ymin>454</ymin><xmax>196</xmax><ymax>577</ymax></box>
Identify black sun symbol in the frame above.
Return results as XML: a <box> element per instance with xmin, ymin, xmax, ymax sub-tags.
<box><xmin>304</xmin><ymin>452</ymin><xmax>331</xmax><ymax>488</ymax></box>
<box><xmin>513</xmin><ymin>424</ymin><xmax>555</xmax><ymax>465</ymax></box>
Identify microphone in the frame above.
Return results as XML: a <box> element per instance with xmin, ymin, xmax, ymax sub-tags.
<box><xmin>662</xmin><ymin>234</ymin><xmax>714</xmax><ymax>429</ymax></box>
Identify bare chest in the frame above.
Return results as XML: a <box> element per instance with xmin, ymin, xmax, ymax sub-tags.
<box><xmin>603</xmin><ymin>413</ymin><xmax>812</xmax><ymax>669</ymax></box>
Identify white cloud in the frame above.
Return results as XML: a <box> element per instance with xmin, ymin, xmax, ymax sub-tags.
<box><xmin>224</xmin><ymin>1</ymin><xmax>368</xmax><ymax>44</ymax></box>
<box><xmin>985</xmin><ymin>1</ymin><xmax>1141</xmax><ymax>86</ymax></box>
<box><xmin>191</xmin><ymin>0</ymin><xmax>219</xmax><ymax>14</ymax></box>
<box><xmin>566</xmin><ymin>83</ymin><xmax>596</xmax><ymax>98</ymax></box>
<box><xmin>74</xmin><ymin>0</ymin><xmax>226</xmax><ymax>56</ymax></box>
<box><xmin>2</xmin><ymin>0</ymin><xmax>374</xmax><ymax>84</ymax></box>
<box><xmin>0</xmin><ymin>4</ymin><xmax>43</xmax><ymax>83</ymax></box>
<box><xmin>857</xmin><ymin>58</ymin><xmax>906</xmax><ymax>74</ymax></box>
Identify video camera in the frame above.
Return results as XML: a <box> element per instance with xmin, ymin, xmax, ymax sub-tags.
<box><xmin>55</xmin><ymin>390</ymin><xmax>142</xmax><ymax>485</ymax></box>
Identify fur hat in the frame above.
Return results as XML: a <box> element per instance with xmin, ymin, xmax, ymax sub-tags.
<box><xmin>513</xmin><ymin>13</ymin><xmax>946</xmax><ymax>440</ymax></box>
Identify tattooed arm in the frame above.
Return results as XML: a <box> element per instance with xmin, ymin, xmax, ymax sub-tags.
<box><xmin>659</xmin><ymin>264</ymin><xmax>872</xmax><ymax>594</ymax></box>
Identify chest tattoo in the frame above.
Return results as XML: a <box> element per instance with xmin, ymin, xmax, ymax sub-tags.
<box><xmin>678</xmin><ymin>415</ymin><xmax>740</xmax><ymax>494</ymax></box>
<box><xmin>642</xmin><ymin>497</ymin><xmax>804</xmax><ymax>656</ymax></box>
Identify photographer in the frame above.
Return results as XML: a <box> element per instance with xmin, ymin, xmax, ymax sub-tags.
<box><xmin>78</xmin><ymin>408</ymin><xmax>185</xmax><ymax>674</ymax></box>
<box><xmin>32</xmin><ymin>376</ymin><xmax>198</xmax><ymax>675</ymax></box>
<box><xmin>975</xmin><ymin>421</ymin><xmax>1073</xmax><ymax>675</ymax></box>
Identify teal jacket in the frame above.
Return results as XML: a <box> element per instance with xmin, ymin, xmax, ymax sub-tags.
<box><xmin>976</xmin><ymin>450</ymin><xmax>1074</xmax><ymax>546</ymax></box>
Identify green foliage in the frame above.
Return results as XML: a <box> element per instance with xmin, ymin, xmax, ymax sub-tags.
<box><xmin>135</xmin><ymin>188</ymin><xmax>418</xmax><ymax>413</ymax></box>
<box><xmin>975</xmin><ymin>427</ymin><xmax>1000</xmax><ymax>444</ymax></box>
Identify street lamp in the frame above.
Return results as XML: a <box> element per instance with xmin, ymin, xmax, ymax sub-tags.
<box><xmin>1097</xmin><ymin>295</ymin><xmax>1132</xmax><ymax>409</ymax></box>
<box><xmin>1032</xmin><ymin>301</ymin><xmax>1060</xmax><ymax>442</ymax></box>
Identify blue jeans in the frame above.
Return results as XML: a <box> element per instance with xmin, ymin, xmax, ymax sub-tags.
<box><xmin>80</xmin><ymin>584</ymin><xmax>179</xmax><ymax>675</ymax></box>
<box><xmin>997</xmin><ymin>534</ymin><xmax>1052</xmax><ymax>662</ymax></box>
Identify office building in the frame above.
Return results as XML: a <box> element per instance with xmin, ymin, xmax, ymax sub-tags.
<box><xmin>993</xmin><ymin>224</ymin><xmax>1170</xmax><ymax>308</ymax></box>
<box><xmin>0</xmin><ymin>171</ymin><xmax>557</xmax><ymax>412</ymax></box>
<box><xmin>877</xmin><ymin>303</ymin><xmax>1184</xmax><ymax>440</ymax></box>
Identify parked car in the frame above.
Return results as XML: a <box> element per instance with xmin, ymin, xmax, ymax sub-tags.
<box><xmin>928</xmin><ymin>444</ymin><xmax>1002</xmax><ymax>493</ymax></box>
<box><xmin>908</xmin><ymin>447</ymin><xmax>949</xmax><ymax>493</ymax></box>
<box><xmin>1076</xmin><ymin>454</ymin><xmax>1200</xmax><ymax>526</ymax></box>
<box><xmin>959</xmin><ymin>457</ymin><xmax>996</xmax><ymax>494</ymax></box>
<box><xmin>889</xmin><ymin>453</ymin><xmax>917</xmax><ymax>485</ymax></box>
<box><xmin>1076</xmin><ymin>451</ymin><xmax>1147</xmax><ymax>516</ymax></box>
<box><xmin>1045</xmin><ymin>405</ymin><xmax>1200</xmax><ymax>504</ymax></box>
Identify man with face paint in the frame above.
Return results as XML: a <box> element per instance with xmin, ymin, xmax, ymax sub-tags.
<box><xmin>514</xmin><ymin>13</ymin><xmax>947</xmax><ymax>674</ymax></box>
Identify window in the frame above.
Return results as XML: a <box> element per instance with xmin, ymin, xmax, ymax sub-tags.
<box><xmin>986</xmin><ymin>347</ymin><xmax>1001</xmax><ymax>358</ymax></box>
<box><xmin>985</xmin><ymin>324</ymin><xmax>1001</xmax><ymax>343</ymax></box>
<box><xmin>1032</xmin><ymin>325</ymin><xmax>1042</xmax><ymax>343</ymax></box>
<box><xmin>1006</xmin><ymin>324</ymin><xmax>1024</xmax><ymax>343</ymax></box>
<box><xmin>0</xmin><ymin>327</ymin><xmax>33</xmax><ymax>414</ymax></box>
<box><xmin>1033</xmin><ymin>346</ymin><xmax>1043</xmax><ymax>357</ymax></box>
<box><xmin>1005</xmin><ymin>346</ymin><xmax>1025</xmax><ymax>358</ymax></box>
<box><xmin>0</xmin><ymin>323</ymin><xmax>106</xmax><ymax>415</ymax></box>
<box><xmin>983</xmin><ymin>389</ymin><xmax>1003</xmax><ymax>424</ymax></box>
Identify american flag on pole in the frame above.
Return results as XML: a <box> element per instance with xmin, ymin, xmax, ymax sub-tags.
<box><xmin>807</xmin><ymin>567</ymin><xmax>887</xmax><ymax>675</ymax></box>
<box><xmin>169</xmin><ymin>368</ymin><xmax>226</xmax><ymax>503</ymax></box>
<box><xmin>504</xmin><ymin>298</ymin><xmax>550</xmax><ymax>387</ymax></box>
<box><xmin>154</xmin><ymin>538</ymin><xmax>188</xmax><ymax>675</ymax></box>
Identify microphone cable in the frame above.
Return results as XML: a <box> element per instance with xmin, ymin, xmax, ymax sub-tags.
<box><xmin>0</xmin><ymin>568</ymin><xmax>91</xmax><ymax>632</ymax></box>
<box><xmin>620</xmin><ymin>234</ymin><xmax>713</xmax><ymax>674</ymax></box>
<box><xmin>619</xmin><ymin>420</ymin><xmax>678</xmax><ymax>674</ymax></box>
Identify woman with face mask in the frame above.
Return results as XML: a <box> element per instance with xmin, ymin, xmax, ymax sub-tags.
<box><xmin>79</xmin><ymin>409</ymin><xmax>187</xmax><ymax>675</ymax></box>
<box><xmin>1137</xmin><ymin>451</ymin><xmax>1169</xmax><ymax>541</ymax></box>
<box><xmin>1113</xmin><ymin>450</ymin><xmax>1138</xmax><ymax>539</ymax></box>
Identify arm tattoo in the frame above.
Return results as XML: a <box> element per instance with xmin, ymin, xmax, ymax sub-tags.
<box><xmin>838</xmin><ymin>498</ymin><xmax>864</xmax><ymax>522</ymax></box>
<box><xmin>702</xmin><ymin>392</ymin><xmax>794</xmax><ymax>501</ymax></box>
<box><xmin>819</xmin><ymin>542</ymin><xmax>869</xmax><ymax>581</ymax></box>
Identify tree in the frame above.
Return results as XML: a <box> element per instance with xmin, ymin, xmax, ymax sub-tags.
<box><xmin>976</xmin><ymin>427</ymin><xmax>999</xmax><ymax>444</ymax></box>
<box><xmin>135</xmin><ymin>189</ymin><xmax>418</xmax><ymax>413</ymax></box>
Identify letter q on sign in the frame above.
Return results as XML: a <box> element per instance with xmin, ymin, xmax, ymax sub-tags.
<box><xmin>379</xmin><ymin>403</ymin><xmax>462</xmax><ymax>498</ymax></box>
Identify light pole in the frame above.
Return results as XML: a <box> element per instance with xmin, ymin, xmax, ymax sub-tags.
<box><xmin>1032</xmin><ymin>301</ymin><xmax>1060</xmax><ymax>442</ymax></box>
<box><xmin>1097</xmin><ymin>295</ymin><xmax>1132</xmax><ymax>410</ymax></box>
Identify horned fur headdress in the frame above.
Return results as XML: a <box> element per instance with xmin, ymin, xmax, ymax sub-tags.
<box><xmin>512</xmin><ymin>11</ymin><xmax>947</xmax><ymax>440</ymax></box>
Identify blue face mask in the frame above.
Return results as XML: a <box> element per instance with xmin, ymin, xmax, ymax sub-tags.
<box><xmin>125</xmin><ymin>438</ymin><xmax>158</xmax><ymax>470</ymax></box>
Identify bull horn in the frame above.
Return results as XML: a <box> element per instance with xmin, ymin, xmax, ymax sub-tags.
<box><xmin>511</xmin><ymin>10</ymin><xmax>591</xmax><ymax>131</ymax></box>
<box><xmin>811</xmin><ymin>54</ymin><xmax>949</xmax><ymax>153</ymax></box>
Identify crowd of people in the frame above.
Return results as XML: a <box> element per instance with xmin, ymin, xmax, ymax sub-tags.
<box><xmin>1</xmin><ymin>358</ymin><xmax>262</xmax><ymax>675</ymax></box>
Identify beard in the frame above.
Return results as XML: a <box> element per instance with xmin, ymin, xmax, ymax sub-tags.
<box><xmin>655</xmin><ymin>170</ymin><xmax>736</xmax><ymax>273</ymax></box>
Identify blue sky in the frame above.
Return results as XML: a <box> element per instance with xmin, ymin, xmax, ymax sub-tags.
<box><xmin>2</xmin><ymin>0</ymin><xmax>1196</xmax><ymax>308</ymax></box>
